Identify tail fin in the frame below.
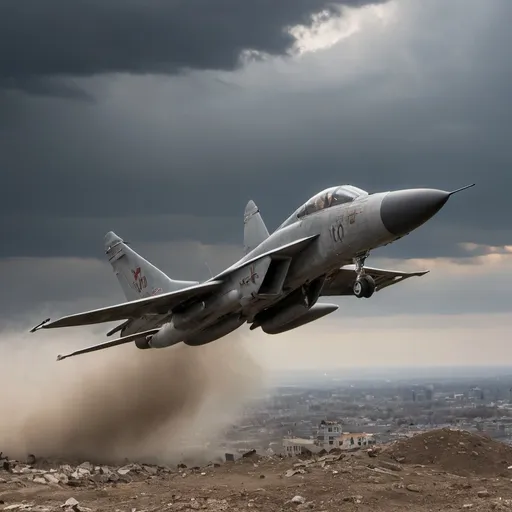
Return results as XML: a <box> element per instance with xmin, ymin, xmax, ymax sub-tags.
<box><xmin>244</xmin><ymin>200</ymin><xmax>269</xmax><ymax>255</ymax></box>
<box><xmin>104</xmin><ymin>231</ymin><xmax>197</xmax><ymax>301</ymax></box>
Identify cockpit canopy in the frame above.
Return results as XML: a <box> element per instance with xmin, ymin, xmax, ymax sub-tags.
<box><xmin>278</xmin><ymin>185</ymin><xmax>368</xmax><ymax>229</ymax></box>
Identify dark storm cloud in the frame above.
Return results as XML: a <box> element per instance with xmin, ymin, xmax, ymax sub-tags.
<box><xmin>0</xmin><ymin>0</ymin><xmax>384</xmax><ymax>96</ymax></box>
<box><xmin>1</xmin><ymin>0</ymin><xmax>512</xmax><ymax>263</ymax></box>
<box><xmin>0</xmin><ymin>77</ymin><xmax>94</xmax><ymax>101</ymax></box>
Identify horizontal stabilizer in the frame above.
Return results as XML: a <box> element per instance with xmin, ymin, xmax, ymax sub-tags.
<box><xmin>56</xmin><ymin>328</ymin><xmax>160</xmax><ymax>361</ymax></box>
<box><xmin>31</xmin><ymin>280</ymin><xmax>223</xmax><ymax>331</ymax></box>
<box><xmin>321</xmin><ymin>265</ymin><xmax>429</xmax><ymax>296</ymax></box>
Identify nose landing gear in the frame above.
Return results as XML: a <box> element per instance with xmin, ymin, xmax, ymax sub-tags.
<box><xmin>352</xmin><ymin>252</ymin><xmax>376</xmax><ymax>299</ymax></box>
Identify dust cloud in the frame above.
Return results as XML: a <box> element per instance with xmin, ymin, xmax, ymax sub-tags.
<box><xmin>0</xmin><ymin>324</ymin><xmax>265</xmax><ymax>465</ymax></box>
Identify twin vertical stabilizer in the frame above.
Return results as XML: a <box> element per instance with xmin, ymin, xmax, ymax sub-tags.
<box><xmin>244</xmin><ymin>200</ymin><xmax>269</xmax><ymax>255</ymax></box>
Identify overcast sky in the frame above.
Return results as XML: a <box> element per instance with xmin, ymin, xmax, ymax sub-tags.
<box><xmin>1</xmin><ymin>0</ymin><xmax>511</xmax><ymax>369</ymax></box>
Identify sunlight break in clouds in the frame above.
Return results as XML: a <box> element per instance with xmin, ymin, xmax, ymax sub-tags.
<box><xmin>289</xmin><ymin>3</ymin><xmax>398</xmax><ymax>54</ymax></box>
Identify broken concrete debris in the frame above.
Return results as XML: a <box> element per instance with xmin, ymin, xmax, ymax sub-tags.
<box><xmin>0</xmin><ymin>455</ymin><xmax>169</xmax><ymax>489</ymax></box>
<box><xmin>1</xmin><ymin>430</ymin><xmax>512</xmax><ymax>511</ymax></box>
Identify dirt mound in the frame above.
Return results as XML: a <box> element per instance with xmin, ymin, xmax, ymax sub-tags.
<box><xmin>383</xmin><ymin>428</ymin><xmax>512</xmax><ymax>477</ymax></box>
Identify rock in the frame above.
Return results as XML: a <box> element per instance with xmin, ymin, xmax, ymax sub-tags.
<box><xmin>379</xmin><ymin>461</ymin><xmax>403</xmax><ymax>472</ymax></box>
<box><xmin>66</xmin><ymin>479</ymin><xmax>83</xmax><ymax>487</ymax></box>
<box><xmin>118</xmin><ymin>474</ymin><xmax>133</xmax><ymax>484</ymax></box>
<box><xmin>291</xmin><ymin>496</ymin><xmax>306</xmax><ymax>504</ymax></box>
<box><xmin>26</xmin><ymin>454</ymin><xmax>36</xmax><ymax>465</ymax></box>
<box><xmin>60</xmin><ymin>465</ymin><xmax>74</xmax><ymax>475</ymax></box>
<box><xmin>406</xmin><ymin>484</ymin><xmax>421</xmax><ymax>493</ymax></box>
<box><xmin>62</xmin><ymin>498</ymin><xmax>79</xmax><ymax>508</ymax></box>
<box><xmin>285</xmin><ymin>469</ymin><xmax>305</xmax><ymax>478</ymax></box>
<box><xmin>78</xmin><ymin>462</ymin><xmax>94</xmax><ymax>472</ymax></box>
<box><xmin>55</xmin><ymin>473</ymin><xmax>69</xmax><ymax>484</ymax></box>
<box><xmin>478</xmin><ymin>490</ymin><xmax>491</xmax><ymax>498</ymax></box>
<box><xmin>93</xmin><ymin>473</ymin><xmax>110</xmax><ymax>484</ymax></box>
<box><xmin>142</xmin><ymin>465</ymin><xmax>158</xmax><ymax>475</ymax></box>
<box><xmin>43</xmin><ymin>473</ymin><xmax>60</xmax><ymax>484</ymax></box>
<box><xmin>343</xmin><ymin>495</ymin><xmax>363</xmax><ymax>504</ymax></box>
<box><xmin>71</xmin><ymin>468</ymin><xmax>90</xmax><ymax>479</ymax></box>
<box><xmin>33</xmin><ymin>476</ymin><xmax>47</xmax><ymax>485</ymax></box>
<box><xmin>462</xmin><ymin>505</ymin><xmax>473</xmax><ymax>509</ymax></box>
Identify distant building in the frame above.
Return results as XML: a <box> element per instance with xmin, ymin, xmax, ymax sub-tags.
<box><xmin>282</xmin><ymin>420</ymin><xmax>376</xmax><ymax>455</ymax></box>
<box><xmin>469</xmin><ymin>387</ymin><xmax>484</xmax><ymax>401</ymax></box>
<box><xmin>316</xmin><ymin>420</ymin><xmax>342</xmax><ymax>447</ymax></box>
<box><xmin>338</xmin><ymin>433</ymin><xmax>375</xmax><ymax>450</ymax></box>
<box><xmin>282</xmin><ymin>437</ymin><xmax>318</xmax><ymax>456</ymax></box>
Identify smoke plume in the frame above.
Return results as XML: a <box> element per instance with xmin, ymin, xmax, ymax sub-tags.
<box><xmin>0</xmin><ymin>324</ymin><xmax>264</xmax><ymax>465</ymax></box>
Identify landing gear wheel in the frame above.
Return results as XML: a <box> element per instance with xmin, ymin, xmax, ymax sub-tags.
<box><xmin>353</xmin><ymin>275</ymin><xmax>376</xmax><ymax>299</ymax></box>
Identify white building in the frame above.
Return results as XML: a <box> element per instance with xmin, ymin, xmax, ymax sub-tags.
<box><xmin>282</xmin><ymin>437</ymin><xmax>319</xmax><ymax>456</ymax></box>
<box><xmin>338</xmin><ymin>433</ymin><xmax>375</xmax><ymax>450</ymax></box>
<box><xmin>282</xmin><ymin>420</ymin><xmax>376</xmax><ymax>455</ymax></box>
<box><xmin>316</xmin><ymin>420</ymin><xmax>342</xmax><ymax>447</ymax></box>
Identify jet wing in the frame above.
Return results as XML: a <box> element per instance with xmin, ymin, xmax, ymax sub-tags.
<box><xmin>30</xmin><ymin>280</ymin><xmax>223</xmax><ymax>331</ymax></box>
<box><xmin>321</xmin><ymin>265</ymin><xmax>429</xmax><ymax>296</ymax></box>
<box><xmin>56</xmin><ymin>328</ymin><xmax>160</xmax><ymax>361</ymax></box>
<box><xmin>214</xmin><ymin>234</ymin><xmax>319</xmax><ymax>280</ymax></box>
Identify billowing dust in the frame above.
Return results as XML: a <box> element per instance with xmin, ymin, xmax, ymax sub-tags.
<box><xmin>0</xmin><ymin>325</ymin><xmax>265</xmax><ymax>465</ymax></box>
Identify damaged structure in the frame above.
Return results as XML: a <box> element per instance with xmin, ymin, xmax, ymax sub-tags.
<box><xmin>282</xmin><ymin>420</ymin><xmax>375</xmax><ymax>456</ymax></box>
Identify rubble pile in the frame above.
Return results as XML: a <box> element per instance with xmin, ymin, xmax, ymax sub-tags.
<box><xmin>383</xmin><ymin>428</ymin><xmax>512</xmax><ymax>476</ymax></box>
<box><xmin>283</xmin><ymin>452</ymin><xmax>345</xmax><ymax>478</ymax></box>
<box><xmin>3</xmin><ymin>440</ymin><xmax>512</xmax><ymax>511</ymax></box>
<box><xmin>0</xmin><ymin>452</ymin><xmax>170</xmax><ymax>488</ymax></box>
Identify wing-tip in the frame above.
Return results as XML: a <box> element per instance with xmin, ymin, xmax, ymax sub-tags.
<box><xmin>30</xmin><ymin>318</ymin><xmax>51</xmax><ymax>333</ymax></box>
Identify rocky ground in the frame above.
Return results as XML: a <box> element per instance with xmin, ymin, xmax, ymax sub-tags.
<box><xmin>3</xmin><ymin>428</ymin><xmax>512</xmax><ymax>511</ymax></box>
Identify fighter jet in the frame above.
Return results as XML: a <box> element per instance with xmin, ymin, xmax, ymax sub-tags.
<box><xmin>30</xmin><ymin>183</ymin><xmax>474</xmax><ymax>361</ymax></box>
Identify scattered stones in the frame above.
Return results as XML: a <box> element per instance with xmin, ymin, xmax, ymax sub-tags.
<box><xmin>343</xmin><ymin>495</ymin><xmax>363</xmax><ymax>504</ymax></box>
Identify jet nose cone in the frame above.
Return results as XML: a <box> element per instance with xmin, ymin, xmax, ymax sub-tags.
<box><xmin>380</xmin><ymin>188</ymin><xmax>451</xmax><ymax>237</ymax></box>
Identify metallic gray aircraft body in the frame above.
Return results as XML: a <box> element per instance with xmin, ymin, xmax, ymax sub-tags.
<box><xmin>30</xmin><ymin>183</ymin><xmax>474</xmax><ymax>361</ymax></box>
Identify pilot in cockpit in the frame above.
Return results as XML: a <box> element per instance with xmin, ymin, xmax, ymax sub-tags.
<box><xmin>316</xmin><ymin>191</ymin><xmax>333</xmax><ymax>210</ymax></box>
